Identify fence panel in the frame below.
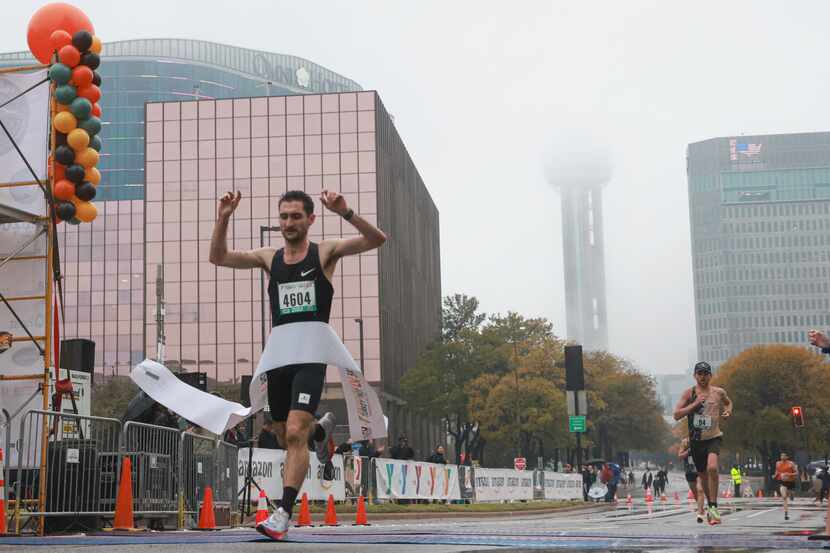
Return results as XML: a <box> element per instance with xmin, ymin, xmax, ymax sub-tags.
<box><xmin>213</xmin><ymin>440</ymin><xmax>238</xmax><ymax>513</ymax></box>
<box><xmin>179</xmin><ymin>431</ymin><xmax>216</xmax><ymax>527</ymax></box>
<box><xmin>120</xmin><ymin>422</ymin><xmax>179</xmax><ymax>515</ymax></box>
<box><xmin>14</xmin><ymin>410</ymin><xmax>121</xmax><ymax>532</ymax></box>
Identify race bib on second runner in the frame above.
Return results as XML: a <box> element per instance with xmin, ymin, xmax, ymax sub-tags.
<box><xmin>278</xmin><ymin>281</ymin><xmax>317</xmax><ymax>314</ymax></box>
<box><xmin>693</xmin><ymin>413</ymin><xmax>712</xmax><ymax>430</ymax></box>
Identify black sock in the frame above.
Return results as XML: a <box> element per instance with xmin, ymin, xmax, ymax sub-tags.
<box><xmin>280</xmin><ymin>487</ymin><xmax>299</xmax><ymax>516</ymax></box>
<box><xmin>313</xmin><ymin>423</ymin><xmax>325</xmax><ymax>442</ymax></box>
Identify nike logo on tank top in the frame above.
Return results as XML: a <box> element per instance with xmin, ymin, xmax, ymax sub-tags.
<box><xmin>268</xmin><ymin>242</ymin><xmax>334</xmax><ymax>327</ymax></box>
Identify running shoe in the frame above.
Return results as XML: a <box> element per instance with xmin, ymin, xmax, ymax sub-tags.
<box><xmin>696</xmin><ymin>511</ymin><xmax>704</xmax><ymax>524</ymax></box>
<box><xmin>314</xmin><ymin>412</ymin><xmax>336</xmax><ymax>465</ymax></box>
<box><xmin>707</xmin><ymin>505</ymin><xmax>722</xmax><ymax>525</ymax></box>
<box><xmin>785</xmin><ymin>512</ymin><xmax>789</xmax><ymax>521</ymax></box>
<box><xmin>256</xmin><ymin>506</ymin><xmax>290</xmax><ymax>541</ymax></box>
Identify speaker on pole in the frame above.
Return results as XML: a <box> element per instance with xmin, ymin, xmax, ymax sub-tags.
<box><xmin>240</xmin><ymin>375</ymin><xmax>252</xmax><ymax>407</ymax></box>
<box><xmin>564</xmin><ymin>345</ymin><xmax>584</xmax><ymax>391</ymax></box>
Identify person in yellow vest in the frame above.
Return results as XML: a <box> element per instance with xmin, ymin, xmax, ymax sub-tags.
<box><xmin>731</xmin><ymin>464</ymin><xmax>742</xmax><ymax>498</ymax></box>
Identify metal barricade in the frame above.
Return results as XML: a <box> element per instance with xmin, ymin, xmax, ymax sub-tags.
<box><xmin>343</xmin><ymin>454</ymin><xmax>371</xmax><ymax>501</ymax></box>
<box><xmin>120</xmin><ymin>422</ymin><xmax>179</xmax><ymax>515</ymax></box>
<box><xmin>14</xmin><ymin>410</ymin><xmax>121</xmax><ymax>533</ymax></box>
<box><xmin>179</xmin><ymin>431</ymin><xmax>217</xmax><ymax>528</ymax></box>
<box><xmin>213</xmin><ymin>440</ymin><xmax>238</xmax><ymax>513</ymax></box>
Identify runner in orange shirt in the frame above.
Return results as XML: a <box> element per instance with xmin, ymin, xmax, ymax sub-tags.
<box><xmin>774</xmin><ymin>452</ymin><xmax>799</xmax><ymax>521</ymax></box>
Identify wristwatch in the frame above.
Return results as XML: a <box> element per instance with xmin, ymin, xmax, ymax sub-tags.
<box><xmin>342</xmin><ymin>208</ymin><xmax>354</xmax><ymax>221</ymax></box>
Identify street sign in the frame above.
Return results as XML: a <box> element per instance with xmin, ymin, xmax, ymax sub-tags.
<box><xmin>514</xmin><ymin>457</ymin><xmax>527</xmax><ymax>471</ymax></box>
<box><xmin>569</xmin><ymin>415</ymin><xmax>587</xmax><ymax>433</ymax></box>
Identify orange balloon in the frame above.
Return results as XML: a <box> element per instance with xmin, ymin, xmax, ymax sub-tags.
<box><xmin>27</xmin><ymin>3</ymin><xmax>95</xmax><ymax>64</ymax></box>
<box><xmin>91</xmin><ymin>103</ymin><xmax>102</xmax><ymax>117</ymax></box>
<box><xmin>53</xmin><ymin>111</ymin><xmax>77</xmax><ymax>133</ymax></box>
<box><xmin>77</xmin><ymin>84</ymin><xmax>101</xmax><ymax>104</ymax></box>
<box><xmin>54</xmin><ymin>179</ymin><xmax>75</xmax><ymax>201</ymax></box>
<box><xmin>58</xmin><ymin>44</ymin><xmax>80</xmax><ymax>67</ymax></box>
<box><xmin>71</xmin><ymin>65</ymin><xmax>93</xmax><ymax>88</ymax></box>
<box><xmin>49</xmin><ymin>30</ymin><xmax>72</xmax><ymax>52</ymax></box>
<box><xmin>53</xmin><ymin>161</ymin><xmax>66</xmax><ymax>181</ymax></box>
<box><xmin>90</xmin><ymin>35</ymin><xmax>102</xmax><ymax>54</ymax></box>
<box><xmin>75</xmin><ymin>200</ymin><xmax>97</xmax><ymax>223</ymax></box>
<box><xmin>67</xmin><ymin>128</ymin><xmax>90</xmax><ymax>151</ymax></box>
<box><xmin>56</xmin><ymin>103</ymin><xmax>70</xmax><ymax>113</ymax></box>
<box><xmin>76</xmin><ymin>147</ymin><xmax>99</xmax><ymax>168</ymax></box>
<box><xmin>84</xmin><ymin>166</ymin><xmax>100</xmax><ymax>185</ymax></box>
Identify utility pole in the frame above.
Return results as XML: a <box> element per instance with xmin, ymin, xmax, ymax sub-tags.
<box><xmin>155</xmin><ymin>264</ymin><xmax>166</xmax><ymax>366</ymax></box>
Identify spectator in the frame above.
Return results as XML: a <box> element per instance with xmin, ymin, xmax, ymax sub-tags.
<box><xmin>335</xmin><ymin>438</ymin><xmax>353</xmax><ymax>455</ymax></box>
<box><xmin>427</xmin><ymin>445</ymin><xmax>446</xmax><ymax>464</ymax></box>
<box><xmin>389</xmin><ymin>436</ymin><xmax>415</xmax><ymax>460</ymax></box>
<box><xmin>223</xmin><ymin>423</ymin><xmax>246</xmax><ymax>446</ymax></box>
<box><xmin>582</xmin><ymin>465</ymin><xmax>593</xmax><ymax>501</ymax></box>
<box><xmin>357</xmin><ymin>439</ymin><xmax>383</xmax><ymax>459</ymax></box>
<box><xmin>642</xmin><ymin>467</ymin><xmax>653</xmax><ymax>492</ymax></box>
<box><xmin>605</xmin><ymin>462</ymin><xmax>622</xmax><ymax>502</ymax></box>
<box><xmin>820</xmin><ymin>466</ymin><xmax>830</xmax><ymax>504</ymax></box>
<box><xmin>257</xmin><ymin>419</ymin><xmax>280</xmax><ymax>450</ymax></box>
<box><xmin>628</xmin><ymin>470</ymin><xmax>635</xmax><ymax>487</ymax></box>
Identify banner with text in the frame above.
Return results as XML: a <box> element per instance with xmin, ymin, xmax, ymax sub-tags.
<box><xmin>238</xmin><ymin>448</ymin><xmax>345</xmax><ymax>501</ymax></box>
<box><xmin>541</xmin><ymin>472</ymin><xmax>583</xmax><ymax>500</ymax></box>
<box><xmin>374</xmin><ymin>459</ymin><xmax>461</xmax><ymax>501</ymax></box>
<box><xmin>474</xmin><ymin>467</ymin><xmax>533</xmax><ymax>502</ymax></box>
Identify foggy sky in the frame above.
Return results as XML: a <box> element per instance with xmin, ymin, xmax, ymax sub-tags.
<box><xmin>5</xmin><ymin>1</ymin><xmax>830</xmax><ymax>375</ymax></box>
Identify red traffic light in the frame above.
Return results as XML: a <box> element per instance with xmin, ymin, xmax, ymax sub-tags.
<box><xmin>791</xmin><ymin>406</ymin><xmax>805</xmax><ymax>427</ymax></box>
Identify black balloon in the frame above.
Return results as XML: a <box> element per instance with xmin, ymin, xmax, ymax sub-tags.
<box><xmin>92</xmin><ymin>71</ymin><xmax>101</xmax><ymax>87</ymax></box>
<box><xmin>80</xmin><ymin>52</ymin><xmax>100</xmax><ymax>70</ymax></box>
<box><xmin>55</xmin><ymin>132</ymin><xmax>67</xmax><ymax>146</ymax></box>
<box><xmin>72</xmin><ymin>30</ymin><xmax>93</xmax><ymax>52</ymax></box>
<box><xmin>55</xmin><ymin>145</ymin><xmax>75</xmax><ymax>166</ymax></box>
<box><xmin>56</xmin><ymin>201</ymin><xmax>76</xmax><ymax>221</ymax></box>
<box><xmin>76</xmin><ymin>181</ymin><xmax>97</xmax><ymax>201</ymax></box>
<box><xmin>66</xmin><ymin>164</ymin><xmax>85</xmax><ymax>184</ymax></box>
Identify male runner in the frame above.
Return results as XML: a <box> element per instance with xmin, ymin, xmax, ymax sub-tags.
<box><xmin>673</xmin><ymin>361</ymin><xmax>732</xmax><ymax>525</ymax></box>
<box><xmin>678</xmin><ymin>437</ymin><xmax>705</xmax><ymax>523</ymax></box>
<box><xmin>774</xmin><ymin>452</ymin><xmax>798</xmax><ymax>521</ymax></box>
<box><xmin>210</xmin><ymin>189</ymin><xmax>386</xmax><ymax>540</ymax></box>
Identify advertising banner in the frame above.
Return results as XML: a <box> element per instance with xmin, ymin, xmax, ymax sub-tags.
<box><xmin>238</xmin><ymin>448</ymin><xmax>345</xmax><ymax>501</ymax></box>
<box><xmin>474</xmin><ymin>467</ymin><xmax>533</xmax><ymax>502</ymax></box>
<box><xmin>541</xmin><ymin>472</ymin><xmax>583</xmax><ymax>500</ymax></box>
<box><xmin>374</xmin><ymin>458</ymin><xmax>461</xmax><ymax>501</ymax></box>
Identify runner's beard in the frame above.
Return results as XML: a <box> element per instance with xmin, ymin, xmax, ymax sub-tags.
<box><xmin>282</xmin><ymin>226</ymin><xmax>309</xmax><ymax>245</ymax></box>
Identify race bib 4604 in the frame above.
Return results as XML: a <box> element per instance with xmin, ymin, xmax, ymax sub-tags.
<box><xmin>278</xmin><ymin>281</ymin><xmax>317</xmax><ymax>314</ymax></box>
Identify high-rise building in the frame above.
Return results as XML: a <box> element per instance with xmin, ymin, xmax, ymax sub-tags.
<box><xmin>555</xmin><ymin>179</ymin><xmax>610</xmax><ymax>352</ymax></box>
<box><xmin>688</xmin><ymin>132</ymin><xmax>830</xmax><ymax>367</ymax></box>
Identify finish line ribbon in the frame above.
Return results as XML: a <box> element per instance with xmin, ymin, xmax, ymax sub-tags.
<box><xmin>131</xmin><ymin>321</ymin><xmax>386</xmax><ymax>441</ymax></box>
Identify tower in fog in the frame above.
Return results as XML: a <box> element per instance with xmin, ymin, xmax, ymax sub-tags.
<box><xmin>547</xmin><ymin>146</ymin><xmax>610</xmax><ymax>351</ymax></box>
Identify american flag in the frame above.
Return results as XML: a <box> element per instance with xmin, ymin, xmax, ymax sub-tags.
<box><xmin>730</xmin><ymin>139</ymin><xmax>763</xmax><ymax>161</ymax></box>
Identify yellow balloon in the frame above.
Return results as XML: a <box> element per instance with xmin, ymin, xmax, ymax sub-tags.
<box><xmin>90</xmin><ymin>36</ymin><xmax>102</xmax><ymax>55</ymax></box>
<box><xmin>76</xmin><ymin>147</ymin><xmax>99</xmax><ymax>168</ymax></box>
<box><xmin>75</xmin><ymin>200</ymin><xmax>97</xmax><ymax>223</ymax></box>
<box><xmin>84</xmin><ymin>166</ymin><xmax>101</xmax><ymax>185</ymax></box>
<box><xmin>53</xmin><ymin>111</ymin><xmax>77</xmax><ymax>134</ymax></box>
<box><xmin>67</xmin><ymin>128</ymin><xmax>90</xmax><ymax>151</ymax></box>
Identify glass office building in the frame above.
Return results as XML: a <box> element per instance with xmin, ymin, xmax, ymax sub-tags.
<box><xmin>688</xmin><ymin>132</ymin><xmax>830</xmax><ymax>366</ymax></box>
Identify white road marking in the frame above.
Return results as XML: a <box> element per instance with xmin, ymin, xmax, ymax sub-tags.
<box><xmin>746</xmin><ymin>508</ymin><xmax>777</xmax><ymax>518</ymax></box>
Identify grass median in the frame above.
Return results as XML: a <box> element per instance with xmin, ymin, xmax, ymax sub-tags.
<box><xmin>306</xmin><ymin>500</ymin><xmax>584</xmax><ymax>514</ymax></box>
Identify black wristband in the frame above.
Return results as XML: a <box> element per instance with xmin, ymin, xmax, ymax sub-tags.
<box><xmin>342</xmin><ymin>208</ymin><xmax>354</xmax><ymax>221</ymax></box>
<box><xmin>822</xmin><ymin>347</ymin><xmax>830</xmax><ymax>355</ymax></box>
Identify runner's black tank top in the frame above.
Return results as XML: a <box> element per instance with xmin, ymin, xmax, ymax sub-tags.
<box><xmin>686</xmin><ymin>387</ymin><xmax>705</xmax><ymax>442</ymax></box>
<box><xmin>267</xmin><ymin>242</ymin><xmax>333</xmax><ymax>327</ymax></box>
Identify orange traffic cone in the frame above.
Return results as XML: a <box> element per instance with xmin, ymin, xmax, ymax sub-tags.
<box><xmin>757</xmin><ymin>489</ymin><xmax>764</xmax><ymax>498</ymax></box>
<box><xmin>353</xmin><ymin>495</ymin><xmax>370</xmax><ymax>526</ymax></box>
<box><xmin>0</xmin><ymin>448</ymin><xmax>7</xmax><ymax>535</ymax></box>
<box><xmin>114</xmin><ymin>457</ymin><xmax>135</xmax><ymax>530</ymax></box>
<box><xmin>324</xmin><ymin>494</ymin><xmax>339</xmax><ymax>526</ymax></box>
<box><xmin>660</xmin><ymin>494</ymin><xmax>667</xmax><ymax>503</ymax></box>
<box><xmin>295</xmin><ymin>493</ymin><xmax>313</xmax><ymax>527</ymax></box>
<box><xmin>687</xmin><ymin>489</ymin><xmax>695</xmax><ymax>500</ymax></box>
<box><xmin>645</xmin><ymin>489</ymin><xmax>654</xmax><ymax>503</ymax></box>
<box><xmin>255</xmin><ymin>489</ymin><xmax>269</xmax><ymax>525</ymax></box>
<box><xmin>673</xmin><ymin>491</ymin><xmax>680</xmax><ymax>505</ymax></box>
<box><xmin>197</xmin><ymin>487</ymin><xmax>217</xmax><ymax>530</ymax></box>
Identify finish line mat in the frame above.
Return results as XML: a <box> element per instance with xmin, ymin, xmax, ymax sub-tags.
<box><xmin>0</xmin><ymin>528</ymin><xmax>826</xmax><ymax>549</ymax></box>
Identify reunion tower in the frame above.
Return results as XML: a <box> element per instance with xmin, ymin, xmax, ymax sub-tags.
<box><xmin>546</xmin><ymin>142</ymin><xmax>611</xmax><ymax>352</ymax></box>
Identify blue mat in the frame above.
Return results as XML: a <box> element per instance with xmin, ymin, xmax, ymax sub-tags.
<box><xmin>0</xmin><ymin>528</ymin><xmax>826</xmax><ymax>549</ymax></box>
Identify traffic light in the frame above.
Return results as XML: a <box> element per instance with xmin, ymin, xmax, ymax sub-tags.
<box><xmin>791</xmin><ymin>406</ymin><xmax>806</xmax><ymax>427</ymax></box>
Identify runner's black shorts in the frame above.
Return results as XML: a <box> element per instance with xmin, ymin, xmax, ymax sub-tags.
<box><xmin>685</xmin><ymin>472</ymin><xmax>698</xmax><ymax>483</ymax></box>
<box><xmin>778</xmin><ymin>480</ymin><xmax>796</xmax><ymax>490</ymax></box>
<box><xmin>690</xmin><ymin>437</ymin><xmax>722</xmax><ymax>473</ymax></box>
<box><xmin>266</xmin><ymin>363</ymin><xmax>326</xmax><ymax>421</ymax></box>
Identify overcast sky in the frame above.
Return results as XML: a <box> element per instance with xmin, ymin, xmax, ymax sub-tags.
<box><xmin>5</xmin><ymin>1</ymin><xmax>830</xmax><ymax>375</ymax></box>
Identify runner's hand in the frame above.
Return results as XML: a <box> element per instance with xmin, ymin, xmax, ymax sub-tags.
<box><xmin>722</xmin><ymin>408</ymin><xmax>731</xmax><ymax>419</ymax></box>
<box><xmin>809</xmin><ymin>329</ymin><xmax>830</xmax><ymax>349</ymax></box>
<box><xmin>218</xmin><ymin>191</ymin><xmax>241</xmax><ymax>219</ymax></box>
<box><xmin>320</xmin><ymin>190</ymin><xmax>348</xmax><ymax>216</ymax></box>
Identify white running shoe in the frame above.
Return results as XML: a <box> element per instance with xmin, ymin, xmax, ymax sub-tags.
<box><xmin>315</xmin><ymin>412</ymin><xmax>336</xmax><ymax>465</ymax></box>
<box><xmin>696</xmin><ymin>511</ymin><xmax>704</xmax><ymax>524</ymax></box>
<box><xmin>256</xmin><ymin>506</ymin><xmax>290</xmax><ymax>541</ymax></box>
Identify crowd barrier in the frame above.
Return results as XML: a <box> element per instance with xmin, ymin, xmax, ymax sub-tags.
<box><xmin>3</xmin><ymin>409</ymin><xmax>238</xmax><ymax>534</ymax></box>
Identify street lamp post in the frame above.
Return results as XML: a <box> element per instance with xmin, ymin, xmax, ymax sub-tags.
<box><xmin>259</xmin><ymin>225</ymin><xmax>280</xmax><ymax>350</ymax></box>
<box><xmin>354</xmin><ymin>318</ymin><xmax>364</xmax><ymax>371</ymax></box>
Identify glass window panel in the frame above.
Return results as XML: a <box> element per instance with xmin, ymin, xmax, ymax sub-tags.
<box><xmin>286</xmin><ymin>136</ymin><xmax>303</xmax><ymax>155</ymax></box>
<box><xmin>340</xmin><ymin>93</ymin><xmax>357</xmax><ymax>111</ymax></box>
<box><xmin>270</xmin><ymin>177</ymin><xmax>287</xmax><ymax>196</ymax></box>
<box><xmin>287</xmin><ymin>155</ymin><xmax>304</xmax><ymax>176</ymax></box>
<box><xmin>343</xmin><ymin>275</ymin><xmax>360</xmax><ymax>298</ymax></box>
<box><xmin>340</xmin><ymin>133</ymin><xmax>357</xmax><ymax>152</ymax></box>
<box><xmin>359</xmin><ymin>192</ymin><xmax>376</xmax><ymax>214</ymax></box>
<box><xmin>217</xmin><ymin>159</ymin><xmax>233</xmax><ymax>179</ymax></box>
<box><xmin>360</xmin><ymin>254</ymin><xmax>378</xmax><ymax>275</ymax></box>
<box><xmin>252</xmin><ymin>117</ymin><xmax>268</xmax><ymax>138</ymax></box>
<box><xmin>163</xmin><ymin>160</ymin><xmax>181</xmax><ymax>182</ymax></box>
<box><xmin>304</xmin><ymin>113</ymin><xmax>321</xmax><ymax>134</ymax></box>
<box><xmin>181</xmin><ymin>160</ymin><xmax>197</xmax><ymax>180</ymax></box>
<box><xmin>304</xmin><ymin>135</ymin><xmax>322</xmax><ymax>154</ymax></box>
<box><xmin>358</xmin><ymin>132</ymin><xmax>375</xmax><ymax>152</ymax></box>
<box><xmin>286</xmin><ymin>96</ymin><xmax>303</xmax><ymax>114</ymax></box>
<box><xmin>198</xmin><ymin>100</ymin><xmax>215</xmax><ymax>119</ymax></box>
<box><xmin>341</xmin><ymin>152</ymin><xmax>357</xmax><ymax>173</ymax></box>
<box><xmin>163</xmin><ymin>102</ymin><xmax>180</xmax><ymax>120</ymax></box>
<box><xmin>268</xmin><ymin>96</ymin><xmax>285</xmax><ymax>115</ymax></box>
<box><xmin>339</xmin><ymin>112</ymin><xmax>357</xmax><ymax>133</ymax></box>
<box><xmin>322</xmin><ymin>113</ymin><xmax>338</xmax><ymax>134</ymax></box>
<box><xmin>304</xmin><ymin>94</ymin><xmax>321</xmax><ymax>114</ymax></box>
<box><xmin>361</xmin><ymin>274</ymin><xmax>379</xmax><ymax>296</ymax></box>
<box><xmin>147</xmin><ymin>103</ymin><xmax>163</xmax><ymax>122</ymax></box>
<box><xmin>286</xmin><ymin>114</ymin><xmax>303</xmax><ymax>136</ymax></box>
<box><xmin>357</xmin><ymin>110</ymin><xmax>375</xmax><ymax>132</ymax></box>
<box><xmin>181</xmin><ymin>101</ymin><xmax>197</xmax><ymax>119</ymax></box>
<box><xmin>181</xmin><ymin>119</ymin><xmax>197</xmax><ymax>140</ymax></box>
<box><xmin>234</xmin><ymin>117</ymin><xmax>250</xmax><ymax>138</ymax></box>
<box><xmin>305</xmin><ymin>174</ymin><xmax>322</xmax><ymax>195</ymax></box>
<box><xmin>233</xmin><ymin>98</ymin><xmax>250</xmax><ymax>116</ymax></box>
<box><xmin>270</xmin><ymin>136</ymin><xmax>287</xmax><ymax>154</ymax></box>
<box><xmin>305</xmin><ymin>154</ymin><xmax>322</xmax><ymax>175</ymax></box>
<box><xmin>252</xmin><ymin>97</ymin><xmax>268</xmax><ymax>117</ymax></box>
<box><xmin>322</xmin><ymin>134</ymin><xmax>339</xmax><ymax>153</ymax></box>
<box><xmin>359</xmin><ymin>172</ymin><xmax>376</xmax><ymax>192</ymax></box>
<box><xmin>323</xmin><ymin>153</ymin><xmax>340</xmax><ymax>175</ymax></box>
<box><xmin>341</xmin><ymin>173</ymin><xmax>358</xmax><ymax>192</ymax></box>
<box><xmin>234</xmin><ymin>158</ymin><xmax>251</xmax><ymax>178</ymax></box>
<box><xmin>362</xmin><ymin>298</ymin><xmax>379</xmax><ymax>319</ymax></box>
<box><xmin>198</xmin><ymin>119</ymin><xmax>215</xmax><ymax>139</ymax></box>
<box><xmin>268</xmin><ymin>115</ymin><xmax>286</xmax><ymax>136</ymax></box>
<box><xmin>147</xmin><ymin>180</ymin><xmax>163</xmax><ymax>201</ymax></box>
<box><xmin>252</xmin><ymin>157</ymin><xmax>268</xmax><ymax>178</ymax></box>
<box><xmin>216</xmin><ymin>99</ymin><xmax>233</xmax><ymax>118</ymax></box>
<box><xmin>163</xmin><ymin>120</ymin><xmax>180</xmax><ymax>142</ymax></box>
<box><xmin>217</xmin><ymin>118</ymin><xmax>233</xmax><ymax>139</ymax></box>
<box><xmin>358</xmin><ymin>151</ymin><xmax>376</xmax><ymax>172</ymax></box>
<box><xmin>147</xmin><ymin>121</ymin><xmax>163</xmax><ymax>143</ymax></box>
<box><xmin>147</xmin><ymin>142</ymin><xmax>163</xmax><ymax>161</ymax></box>
<box><xmin>198</xmin><ymin>159</ymin><xmax>216</xmax><ymax>180</ymax></box>
<box><xmin>181</xmin><ymin>141</ymin><xmax>198</xmax><ymax>160</ymax></box>
<box><xmin>357</xmin><ymin>91</ymin><xmax>375</xmax><ymax>111</ymax></box>
<box><xmin>321</xmin><ymin>94</ymin><xmax>339</xmax><ymax>113</ymax></box>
